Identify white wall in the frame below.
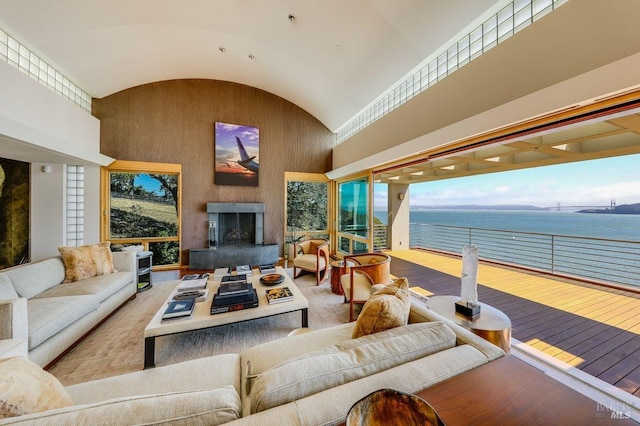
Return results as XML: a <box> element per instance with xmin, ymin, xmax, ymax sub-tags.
<box><xmin>30</xmin><ymin>163</ymin><xmax>65</xmax><ymax>260</ymax></box>
<box><xmin>29</xmin><ymin>163</ymin><xmax>102</xmax><ymax>261</ymax></box>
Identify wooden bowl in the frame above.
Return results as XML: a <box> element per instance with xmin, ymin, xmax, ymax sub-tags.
<box><xmin>346</xmin><ymin>388</ymin><xmax>445</xmax><ymax>426</ymax></box>
<box><xmin>259</xmin><ymin>273</ymin><xmax>285</xmax><ymax>286</ymax></box>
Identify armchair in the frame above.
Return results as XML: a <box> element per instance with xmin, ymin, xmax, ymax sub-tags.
<box><xmin>292</xmin><ymin>239</ymin><xmax>330</xmax><ymax>285</ymax></box>
<box><xmin>340</xmin><ymin>253</ymin><xmax>391</xmax><ymax>321</ymax></box>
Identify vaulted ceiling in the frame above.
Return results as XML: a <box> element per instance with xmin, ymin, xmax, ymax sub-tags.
<box><xmin>0</xmin><ymin>0</ymin><xmax>500</xmax><ymax>132</ymax></box>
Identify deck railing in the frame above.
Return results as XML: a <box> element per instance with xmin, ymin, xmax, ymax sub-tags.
<box><xmin>406</xmin><ymin>223</ymin><xmax>640</xmax><ymax>289</ymax></box>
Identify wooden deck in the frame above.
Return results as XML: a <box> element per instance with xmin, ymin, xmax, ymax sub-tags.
<box><xmin>388</xmin><ymin>249</ymin><xmax>640</xmax><ymax>398</ymax></box>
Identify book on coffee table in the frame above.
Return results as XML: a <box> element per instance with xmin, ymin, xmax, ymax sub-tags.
<box><xmin>235</xmin><ymin>264</ymin><xmax>253</xmax><ymax>276</ymax></box>
<box><xmin>217</xmin><ymin>282</ymin><xmax>253</xmax><ymax>298</ymax></box>
<box><xmin>259</xmin><ymin>264</ymin><xmax>277</xmax><ymax>274</ymax></box>
<box><xmin>211</xmin><ymin>289</ymin><xmax>259</xmax><ymax>314</ymax></box>
<box><xmin>162</xmin><ymin>299</ymin><xmax>195</xmax><ymax>321</ymax></box>
<box><xmin>213</xmin><ymin>267</ymin><xmax>231</xmax><ymax>279</ymax></box>
<box><xmin>178</xmin><ymin>273</ymin><xmax>208</xmax><ymax>291</ymax></box>
<box><xmin>265</xmin><ymin>287</ymin><xmax>294</xmax><ymax>304</ymax></box>
<box><xmin>221</xmin><ymin>274</ymin><xmax>248</xmax><ymax>285</ymax></box>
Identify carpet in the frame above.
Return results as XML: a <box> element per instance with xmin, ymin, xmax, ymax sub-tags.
<box><xmin>48</xmin><ymin>269</ymin><xmax>352</xmax><ymax>386</ymax></box>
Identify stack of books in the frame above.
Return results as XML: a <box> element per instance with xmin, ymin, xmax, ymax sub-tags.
<box><xmin>211</xmin><ymin>274</ymin><xmax>258</xmax><ymax>314</ymax></box>
<box><xmin>162</xmin><ymin>299</ymin><xmax>196</xmax><ymax>322</ymax></box>
<box><xmin>265</xmin><ymin>287</ymin><xmax>294</xmax><ymax>304</ymax></box>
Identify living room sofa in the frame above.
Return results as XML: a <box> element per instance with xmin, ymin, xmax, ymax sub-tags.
<box><xmin>0</xmin><ymin>298</ymin><xmax>505</xmax><ymax>425</ymax></box>
<box><xmin>0</xmin><ymin>250</ymin><xmax>137</xmax><ymax>368</ymax></box>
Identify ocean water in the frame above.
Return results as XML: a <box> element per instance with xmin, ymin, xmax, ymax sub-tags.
<box><xmin>375</xmin><ymin>209</ymin><xmax>640</xmax><ymax>242</ymax></box>
<box><xmin>374</xmin><ymin>209</ymin><xmax>640</xmax><ymax>287</ymax></box>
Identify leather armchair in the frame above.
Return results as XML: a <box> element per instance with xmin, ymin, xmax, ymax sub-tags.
<box><xmin>292</xmin><ymin>239</ymin><xmax>330</xmax><ymax>285</ymax></box>
<box><xmin>340</xmin><ymin>253</ymin><xmax>391</xmax><ymax>321</ymax></box>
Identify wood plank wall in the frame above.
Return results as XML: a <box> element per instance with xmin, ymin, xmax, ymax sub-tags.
<box><xmin>92</xmin><ymin>79</ymin><xmax>335</xmax><ymax>265</ymax></box>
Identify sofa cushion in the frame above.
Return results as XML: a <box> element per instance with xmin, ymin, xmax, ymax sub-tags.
<box><xmin>67</xmin><ymin>353</ymin><xmax>241</xmax><ymax>405</ymax></box>
<box><xmin>34</xmin><ymin>271</ymin><xmax>132</xmax><ymax>303</ymax></box>
<box><xmin>0</xmin><ymin>274</ymin><xmax>18</xmax><ymax>300</ymax></box>
<box><xmin>0</xmin><ymin>386</ymin><xmax>241</xmax><ymax>426</ymax></box>
<box><xmin>0</xmin><ymin>356</ymin><xmax>73</xmax><ymax>418</ymax></box>
<box><xmin>27</xmin><ymin>296</ymin><xmax>99</xmax><ymax>349</ymax></box>
<box><xmin>3</xmin><ymin>258</ymin><xmax>66</xmax><ymax>300</ymax></box>
<box><xmin>58</xmin><ymin>242</ymin><xmax>117</xmax><ymax>283</ymax></box>
<box><xmin>249</xmin><ymin>321</ymin><xmax>456</xmax><ymax>414</ymax></box>
<box><xmin>352</xmin><ymin>277</ymin><xmax>410</xmax><ymax>338</ymax></box>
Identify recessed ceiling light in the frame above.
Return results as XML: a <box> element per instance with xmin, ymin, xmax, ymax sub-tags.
<box><xmin>288</xmin><ymin>14</ymin><xmax>296</xmax><ymax>22</ymax></box>
<box><xmin>248</xmin><ymin>54</ymin><xmax>255</xmax><ymax>60</ymax></box>
<box><xmin>335</xmin><ymin>44</ymin><xmax>343</xmax><ymax>52</ymax></box>
<box><xmin>218</xmin><ymin>47</ymin><xmax>226</xmax><ymax>53</ymax></box>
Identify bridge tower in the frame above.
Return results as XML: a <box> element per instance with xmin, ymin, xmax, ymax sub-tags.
<box><xmin>557</xmin><ymin>202</ymin><xmax>561</xmax><ymax>212</ymax></box>
<box><xmin>611</xmin><ymin>200</ymin><xmax>616</xmax><ymax>209</ymax></box>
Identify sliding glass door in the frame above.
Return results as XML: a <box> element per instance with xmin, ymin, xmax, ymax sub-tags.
<box><xmin>337</xmin><ymin>176</ymin><xmax>370</xmax><ymax>255</ymax></box>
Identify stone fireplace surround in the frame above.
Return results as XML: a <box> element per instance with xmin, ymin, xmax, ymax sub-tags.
<box><xmin>189</xmin><ymin>202</ymin><xmax>278</xmax><ymax>270</ymax></box>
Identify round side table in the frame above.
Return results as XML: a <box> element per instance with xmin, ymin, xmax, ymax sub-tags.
<box><xmin>426</xmin><ymin>295</ymin><xmax>511</xmax><ymax>353</ymax></box>
<box><xmin>330</xmin><ymin>260</ymin><xmax>354</xmax><ymax>295</ymax></box>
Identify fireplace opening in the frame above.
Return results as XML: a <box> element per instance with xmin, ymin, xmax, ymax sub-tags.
<box><xmin>206</xmin><ymin>202</ymin><xmax>265</xmax><ymax>248</ymax></box>
<box><xmin>219</xmin><ymin>213</ymin><xmax>256</xmax><ymax>245</ymax></box>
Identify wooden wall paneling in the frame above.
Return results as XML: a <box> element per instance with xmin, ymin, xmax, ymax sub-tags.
<box><xmin>93</xmin><ymin>79</ymin><xmax>335</xmax><ymax>265</ymax></box>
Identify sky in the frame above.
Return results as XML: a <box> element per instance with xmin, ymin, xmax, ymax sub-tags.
<box><xmin>375</xmin><ymin>153</ymin><xmax>640</xmax><ymax>209</ymax></box>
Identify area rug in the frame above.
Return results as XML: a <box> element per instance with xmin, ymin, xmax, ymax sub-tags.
<box><xmin>48</xmin><ymin>269</ymin><xmax>351</xmax><ymax>386</ymax></box>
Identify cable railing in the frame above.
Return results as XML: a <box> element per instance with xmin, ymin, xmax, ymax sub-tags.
<box><xmin>374</xmin><ymin>223</ymin><xmax>640</xmax><ymax>289</ymax></box>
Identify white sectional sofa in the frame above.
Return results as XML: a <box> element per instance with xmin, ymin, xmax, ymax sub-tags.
<box><xmin>0</xmin><ymin>251</ymin><xmax>137</xmax><ymax>368</ymax></box>
<box><xmin>0</xmin><ymin>299</ymin><xmax>505</xmax><ymax>425</ymax></box>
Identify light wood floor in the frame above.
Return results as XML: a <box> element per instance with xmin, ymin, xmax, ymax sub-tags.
<box><xmin>388</xmin><ymin>249</ymin><xmax>640</xmax><ymax>397</ymax></box>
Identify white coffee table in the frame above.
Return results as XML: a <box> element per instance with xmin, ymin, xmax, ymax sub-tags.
<box><xmin>144</xmin><ymin>267</ymin><xmax>308</xmax><ymax>368</ymax></box>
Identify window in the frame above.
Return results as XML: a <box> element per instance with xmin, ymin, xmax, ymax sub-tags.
<box><xmin>101</xmin><ymin>161</ymin><xmax>181</xmax><ymax>268</ymax></box>
<box><xmin>284</xmin><ymin>172</ymin><xmax>329</xmax><ymax>257</ymax></box>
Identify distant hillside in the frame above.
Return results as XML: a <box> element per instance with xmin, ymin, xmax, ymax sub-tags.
<box><xmin>410</xmin><ymin>204</ymin><xmax>549</xmax><ymax>211</ymax></box>
<box><xmin>577</xmin><ymin>203</ymin><xmax>640</xmax><ymax>214</ymax></box>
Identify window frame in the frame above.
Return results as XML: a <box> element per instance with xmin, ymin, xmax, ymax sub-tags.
<box><xmin>100</xmin><ymin>160</ymin><xmax>182</xmax><ymax>269</ymax></box>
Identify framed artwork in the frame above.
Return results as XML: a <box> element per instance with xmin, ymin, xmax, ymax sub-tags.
<box><xmin>215</xmin><ymin>122</ymin><xmax>259</xmax><ymax>186</ymax></box>
<box><xmin>0</xmin><ymin>158</ymin><xmax>30</xmax><ymax>268</ymax></box>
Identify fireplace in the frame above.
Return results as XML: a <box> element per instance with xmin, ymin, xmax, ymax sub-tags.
<box><xmin>206</xmin><ymin>203</ymin><xmax>264</xmax><ymax>247</ymax></box>
<box><xmin>190</xmin><ymin>202</ymin><xmax>276</xmax><ymax>270</ymax></box>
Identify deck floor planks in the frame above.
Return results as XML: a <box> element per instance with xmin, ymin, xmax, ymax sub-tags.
<box><xmin>388</xmin><ymin>249</ymin><xmax>640</xmax><ymax>397</ymax></box>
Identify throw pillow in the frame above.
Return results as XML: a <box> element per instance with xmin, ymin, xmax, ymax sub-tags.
<box><xmin>0</xmin><ymin>356</ymin><xmax>73</xmax><ymax>418</ymax></box>
<box><xmin>58</xmin><ymin>242</ymin><xmax>117</xmax><ymax>283</ymax></box>
<box><xmin>309</xmin><ymin>241</ymin><xmax>320</xmax><ymax>254</ymax></box>
<box><xmin>352</xmin><ymin>277</ymin><xmax>411</xmax><ymax>338</ymax></box>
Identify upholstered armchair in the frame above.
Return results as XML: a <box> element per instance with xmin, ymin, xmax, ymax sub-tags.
<box><xmin>292</xmin><ymin>239</ymin><xmax>330</xmax><ymax>285</ymax></box>
<box><xmin>340</xmin><ymin>253</ymin><xmax>391</xmax><ymax>322</ymax></box>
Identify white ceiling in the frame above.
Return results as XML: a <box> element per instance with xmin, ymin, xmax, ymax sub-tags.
<box><xmin>0</xmin><ymin>0</ymin><xmax>501</xmax><ymax>132</ymax></box>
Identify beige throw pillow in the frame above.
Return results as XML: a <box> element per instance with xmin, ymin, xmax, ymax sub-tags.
<box><xmin>58</xmin><ymin>242</ymin><xmax>117</xmax><ymax>283</ymax></box>
<box><xmin>0</xmin><ymin>357</ymin><xmax>73</xmax><ymax>418</ymax></box>
<box><xmin>352</xmin><ymin>277</ymin><xmax>411</xmax><ymax>338</ymax></box>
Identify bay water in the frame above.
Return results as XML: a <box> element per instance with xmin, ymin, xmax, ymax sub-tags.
<box><xmin>375</xmin><ymin>209</ymin><xmax>640</xmax><ymax>242</ymax></box>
